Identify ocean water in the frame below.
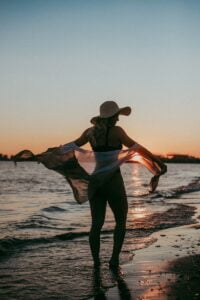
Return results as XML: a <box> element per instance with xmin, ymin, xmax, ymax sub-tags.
<box><xmin>0</xmin><ymin>162</ymin><xmax>200</xmax><ymax>299</ymax></box>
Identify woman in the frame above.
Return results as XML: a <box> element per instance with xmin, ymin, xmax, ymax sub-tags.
<box><xmin>74</xmin><ymin>101</ymin><xmax>166</xmax><ymax>268</ymax></box>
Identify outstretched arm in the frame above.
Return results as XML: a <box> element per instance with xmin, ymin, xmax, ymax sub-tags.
<box><xmin>117</xmin><ymin>126</ymin><xmax>167</xmax><ymax>174</ymax></box>
<box><xmin>74</xmin><ymin>128</ymin><xmax>90</xmax><ymax>147</ymax></box>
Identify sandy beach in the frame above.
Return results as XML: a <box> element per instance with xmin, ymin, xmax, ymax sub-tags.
<box><xmin>102</xmin><ymin>219</ymin><xmax>200</xmax><ymax>299</ymax></box>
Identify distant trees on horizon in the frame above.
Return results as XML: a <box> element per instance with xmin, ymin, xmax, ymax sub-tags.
<box><xmin>0</xmin><ymin>153</ymin><xmax>36</xmax><ymax>161</ymax></box>
<box><xmin>157</xmin><ymin>154</ymin><xmax>200</xmax><ymax>164</ymax></box>
<box><xmin>0</xmin><ymin>153</ymin><xmax>9</xmax><ymax>161</ymax></box>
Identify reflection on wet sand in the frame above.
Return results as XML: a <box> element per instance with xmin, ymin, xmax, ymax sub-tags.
<box><xmin>129</xmin><ymin>206</ymin><xmax>148</xmax><ymax>220</ymax></box>
<box><xmin>92</xmin><ymin>267</ymin><xmax>131</xmax><ymax>300</ymax></box>
<box><xmin>106</xmin><ymin>224</ymin><xmax>200</xmax><ymax>300</ymax></box>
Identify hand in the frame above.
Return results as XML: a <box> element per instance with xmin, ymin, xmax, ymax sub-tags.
<box><xmin>160</xmin><ymin>164</ymin><xmax>167</xmax><ymax>175</ymax></box>
<box><xmin>149</xmin><ymin>175</ymin><xmax>160</xmax><ymax>193</ymax></box>
<box><xmin>152</xmin><ymin>157</ymin><xmax>167</xmax><ymax>175</ymax></box>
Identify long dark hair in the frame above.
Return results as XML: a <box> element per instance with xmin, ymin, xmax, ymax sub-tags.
<box><xmin>88</xmin><ymin>115</ymin><xmax>118</xmax><ymax>147</ymax></box>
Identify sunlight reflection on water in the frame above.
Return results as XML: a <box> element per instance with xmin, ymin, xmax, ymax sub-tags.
<box><xmin>129</xmin><ymin>206</ymin><xmax>148</xmax><ymax>220</ymax></box>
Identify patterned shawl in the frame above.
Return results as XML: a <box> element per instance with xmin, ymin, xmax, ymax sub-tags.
<box><xmin>13</xmin><ymin>142</ymin><xmax>165</xmax><ymax>204</ymax></box>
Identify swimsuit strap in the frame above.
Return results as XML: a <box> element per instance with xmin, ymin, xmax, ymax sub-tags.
<box><xmin>105</xmin><ymin>126</ymin><xmax>110</xmax><ymax>147</ymax></box>
<box><xmin>89</xmin><ymin>126</ymin><xmax>122</xmax><ymax>151</ymax></box>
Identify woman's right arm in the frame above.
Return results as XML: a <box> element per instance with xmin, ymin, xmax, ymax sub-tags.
<box><xmin>117</xmin><ymin>126</ymin><xmax>137</xmax><ymax>148</ymax></box>
<box><xmin>117</xmin><ymin>126</ymin><xmax>167</xmax><ymax>174</ymax></box>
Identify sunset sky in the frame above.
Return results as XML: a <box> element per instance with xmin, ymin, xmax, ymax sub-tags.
<box><xmin>0</xmin><ymin>0</ymin><xmax>200</xmax><ymax>157</ymax></box>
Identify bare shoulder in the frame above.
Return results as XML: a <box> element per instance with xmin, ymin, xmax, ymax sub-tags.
<box><xmin>79</xmin><ymin>127</ymin><xmax>93</xmax><ymax>137</ymax></box>
<box><xmin>112</xmin><ymin>126</ymin><xmax>136</xmax><ymax>147</ymax></box>
<box><xmin>112</xmin><ymin>126</ymin><xmax>127</xmax><ymax>136</ymax></box>
<box><xmin>110</xmin><ymin>126</ymin><xmax>127</xmax><ymax>141</ymax></box>
<box><xmin>84</xmin><ymin>127</ymin><xmax>93</xmax><ymax>134</ymax></box>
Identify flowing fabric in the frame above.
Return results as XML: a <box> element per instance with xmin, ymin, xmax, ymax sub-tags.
<box><xmin>13</xmin><ymin>142</ymin><xmax>164</xmax><ymax>204</ymax></box>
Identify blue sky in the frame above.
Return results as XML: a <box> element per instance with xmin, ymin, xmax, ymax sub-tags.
<box><xmin>0</xmin><ymin>0</ymin><xmax>200</xmax><ymax>156</ymax></box>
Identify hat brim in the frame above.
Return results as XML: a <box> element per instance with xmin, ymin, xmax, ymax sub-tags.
<box><xmin>90</xmin><ymin>106</ymin><xmax>131</xmax><ymax>124</ymax></box>
<box><xmin>118</xmin><ymin>106</ymin><xmax>132</xmax><ymax>116</ymax></box>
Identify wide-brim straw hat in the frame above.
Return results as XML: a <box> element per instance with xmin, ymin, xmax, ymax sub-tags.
<box><xmin>91</xmin><ymin>101</ymin><xmax>131</xmax><ymax>124</ymax></box>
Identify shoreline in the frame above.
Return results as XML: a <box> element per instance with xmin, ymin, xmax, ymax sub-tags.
<box><xmin>89</xmin><ymin>191</ymin><xmax>200</xmax><ymax>300</ymax></box>
<box><xmin>103</xmin><ymin>223</ymin><xmax>200</xmax><ymax>299</ymax></box>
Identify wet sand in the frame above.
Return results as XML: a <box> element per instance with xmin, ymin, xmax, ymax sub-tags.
<box><xmin>104</xmin><ymin>223</ymin><xmax>200</xmax><ymax>300</ymax></box>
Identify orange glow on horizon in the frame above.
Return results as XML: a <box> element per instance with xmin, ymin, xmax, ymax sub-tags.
<box><xmin>1</xmin><ymin>130</ymin><xmax>200</xmax><ymax>158</ymax></box>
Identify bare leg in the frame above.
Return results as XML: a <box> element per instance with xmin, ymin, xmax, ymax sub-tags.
<box><xmin>107</xmin><ymin>171</ymin><xmax>128</xmax><ymax>266</ymax></box>
<box><xmin>89</xmin><ymin>185</ymin><xmax>107</xmax><ymax>266</ymax></box>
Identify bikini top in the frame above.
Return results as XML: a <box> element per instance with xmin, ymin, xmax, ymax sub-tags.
<box><xmin>89</xmin><ymin>127</ymin><xmax>122</xmax><ymax>152</ymax></box>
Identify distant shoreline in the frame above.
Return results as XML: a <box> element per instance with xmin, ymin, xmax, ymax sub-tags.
<box><xmin>128</xmin><ymin>154</ymin><xmax>200</xmax><ymax>164</ymax></box>
<box><xmin>126</xmin><ymin>159</ymin><xmax>200</xmax><ymax>164</ymax></box>
<box><xmin>1</xmin><ymin>159</ymin><xmax>200</xmax><ymax>164</ymax></box>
